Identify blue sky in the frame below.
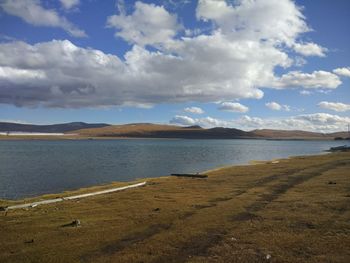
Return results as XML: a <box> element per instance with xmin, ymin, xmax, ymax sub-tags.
<box><xmin>0</xmin><ymin>0</ymin><xmax>349</xmax><ymax>132</ymax></box>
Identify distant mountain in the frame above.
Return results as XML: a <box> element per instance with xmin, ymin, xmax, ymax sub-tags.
<box><xmin>71</xmin><ymin>123</ymin><xmax>258</xmax><ymax>139</ymax></box>
<box><xmin>251</xmin><ymin>129</ymin><xmax>350</xmax><ymax>140</ymax></box>
<box><xmin>72</xmin><ymin>124</ymin><xmax>348</xmax><ymax>140</ymax></box>
<box><xmin>1</xmin><ymin>122</ymin><xmax>347</xmax><ymax>139</ymax></box>
<box><xmin>0</xmin><ymin>122</ymin><xmax>110</xmax><ymax>133</ymax></box>
<box><xmin>327</xmin><ymin>131</ymin><xmax>350</xmax><ymax>139</ymax></box>
<box><xmin>251</xmin><ymin>129</ymin><xmax>327</xmax><ymax>139</ymax></box>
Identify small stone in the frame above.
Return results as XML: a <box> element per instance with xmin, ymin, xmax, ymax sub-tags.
<box><xmin>0</xmin><ymin>206</ymin><xmax>8</xmax><ymax>212</ymax></box>
<box><xmin>266</xmin><ymin>254</ymin><xmax>271</xmax><ymax>260</ymax></box>
<box><xmin>72</xmin><ymin>219</ymin><xmax>81</xmax><ymax>227</ymax></box>
<box><xmin>25</xmin><ymin>239</ymin><xmax>34</xmax><ymax>244</ymax></box>
<box><xmin>153</xmin><ymin>208</ymin><xmax>160</xmax><ymax>212</ymax></box>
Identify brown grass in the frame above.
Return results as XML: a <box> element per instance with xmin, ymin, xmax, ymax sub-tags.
<box><xmin>0</xmin><ymin>152</ymin><xmax>349</xmax><ymax>262</ymax></box>
<box><xmin>251</xmin><ymin>129</ymin><xmax>340</xmax><ymax>140</ymax></box>
<box><xmin>70</xmin><ymin>123</ymin><xmax>190</xmax><ymax>137</ymax></box>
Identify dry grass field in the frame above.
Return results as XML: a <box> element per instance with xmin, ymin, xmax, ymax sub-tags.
<box><xmin>0</xmin><ymin>152</ymin><xmax>349</xmax><ymax>262</ymax></box>
<box><xmin>70</xmin><ymin>123</ymin><xmax>189</xmax><ymax>137</ymax></box>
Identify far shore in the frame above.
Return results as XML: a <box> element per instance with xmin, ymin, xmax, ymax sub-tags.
<box><xmin>0</xmin><ymin>134</ymin><xmax>344</xmax><ymax>141</ymax></box>
<box><xmin>1</xmin><ymin>152</ymin><xmax>349</xmax><ymax>262</ymax></box>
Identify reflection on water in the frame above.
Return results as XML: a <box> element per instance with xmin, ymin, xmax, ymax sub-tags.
<box><xmin>0</xmin><ymin>139</ymin><xmax>343</xmax><ymax>199</ymax></box>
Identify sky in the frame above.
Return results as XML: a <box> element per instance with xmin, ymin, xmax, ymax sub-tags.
<box><xmin>0</xmin><ymin>0</ymin><xmax>349</xmax><ymax>132</ymax></box>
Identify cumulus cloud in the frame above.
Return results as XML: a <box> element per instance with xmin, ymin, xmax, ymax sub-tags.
<box><xmin>0</xmin><ymin>0</ymin><xmax>86</xmax><ymax>37</ymax></box>
<box><xmin>318</xmin><ymin>101</ymin><xmax>350</xmax><ymax>112</ymax></box>
<box><xmin>184</xmin><ymin>106</ymin><xmax>204</xmax><ymax>114</ymax></box>
<box><xmin>60</xmin><ymin>0</ymin><xmax>80</xmax><ymax>10</ymax></box>
<box><xmin>238</xmin><ymin>113</ymin><xmax>350</xmax><ymax>132</ymax></box>
<box><xmin>275</xmin><ymin>70</ymin><xmax>341</xmax><ymax>89</ymax></box>
<box><xmin>0</xmin><ymin>0</ymin><xmax>344</xmax><ymax>109</ymax></box>
<box><xmin>196</xmin><ymin>0</ymin><xmax>309</xmax><ymax>46</ymax></box>
<box><xmin>0</xmin><ymin>37</ymin><xmax>273</xmax><ymax>107</ymax></box>
<box><xmin>296</xmin><ymin>113</ymin><xmax>350</xmax><ymax>126</ymax></box>
<box><xmin>170</xmin><ymin>113</ymin><xmax>349</xmax><ymax>133</ymax></box>
<box><xmin>170</xmin><ymin>115</ymin><xmax>228</xmax><ymax>128</ymax></box>
<box><xmin>218</xmin><ymin>102</ymin><xmax>249</xmax><ymax>113</ymax></box>
<box><xmin>333</xmin><ymin>67</ymin><xmax>350</xmax><ymax>77</ymax></box>
<box><xmin>170</xmin><ymin>115</ymin><xmax>195</xmax><ymax>126</ymax></box>
<box><xmin>265</xmin><ymin>101</ymin><xmax>290</xmax><ymax>111</ymax></box>
<box><xmin>107</xmin><ymin>2</ymin><xmax>180</xmax><ymax>46</ymax></box>
<box><xmin>265</xmin><ymin>101</ymin><xmax>281</xmax><ymax>111</ymax></box>
<box><xmin>293</xmin><ymin>42</ymin><xmax>327</xmax><ymax>57</ymax></box>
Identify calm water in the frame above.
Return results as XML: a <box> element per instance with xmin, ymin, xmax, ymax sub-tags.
<box><xmin>0</xmin><ymin>139</ymin><xmax>344</xmax><ymax>199</ymax></box>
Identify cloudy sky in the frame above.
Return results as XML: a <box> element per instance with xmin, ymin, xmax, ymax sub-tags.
<box><xmin>0</xmin><ymin>0</ymin><xmax>349</xmax><ymax>132</ymax></box>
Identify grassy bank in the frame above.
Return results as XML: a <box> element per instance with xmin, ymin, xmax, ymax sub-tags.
<box><xmin>1</xmin><ymin>152</ymin><xmax>349</xmax><ymax>262</ymax></box>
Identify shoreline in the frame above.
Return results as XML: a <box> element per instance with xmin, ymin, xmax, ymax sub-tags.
<box><xmin>0</xmin><ymin>150</ymin><xmax>333</xmax><ymax>204</ymax></box>
<box><xmin>1</xmin><ymin>151</ymin><xmax>349</xmax><ymax>262</ymax></box>
<box><xmin>0</xmin><ymin>134</ymin><xmax>343</xmax><ymax>141</ymax></box>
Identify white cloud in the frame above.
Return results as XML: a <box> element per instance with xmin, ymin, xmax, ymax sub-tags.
<box><xmin>0</xmin><ymin>0</ymin><xmax>86</xmax><ymax>37</ymax></box>
<box><xmin>170</xmin><ymin>113</ymin><xmax>350</xmax><ymax>133</ymax></box>
<box><xmin>196</xmin><ymin>0</ymin><xmax>309</xmax><ymax>46</ymax></box>
<box><xmin>294</xmin><ymin>56</ymin><xmax>307</xmax><ymax>67</ymax></box>
<box><xmin>235</xmin><ymin>115</ymin><xmax>264</xmax><ymax>128</ymax></box>
<box><xmin>293</xmin><ymin>42</ymin><xmax>327</xmax><ymax>57</ymax></box>
<box><xmin>238</xmin><ymin>113</ymin><xmax>350</xmax><ymax>133</ymax></box>
<box><xmin>0</xmin><ymin>37</ymin><xmax>272</xmax><ymax>107</ymax></box>
<box><xmin>265</xmin><ymin>101</ymin><xmax>290</xmax><ymax>111</ymax></box>
<box><xmin>162</xmin><ymin>0</ymin><xmax>191</xmax><ymax>10</ymax></box>
<box><xmin>184</xmin><ymin>106</ymin><xmax>204</xmax><ymax>114</ymax></box>
<box><xmin>0</xmin><ymin>1</ymin><xmax>344</xmax><ymax>109</ymax></box>
<box><xmin>318</xmin><ymin>101</ymin><xmax>350</xmax><ymax>112</ymax></box>
<box><xmin>170</xmin><ymin>115</ymin><xmax>228</xmax><ymax>128</ymax></box>
<box><xmin>296</xmin><ymin>113</ymin><xmax>350</xmax><ymax>126</ymax></box>
<box><xmin>283</xmin><ymin>105</ymin><xmax>291</xmax><ymax>112</ymax></box>
<box><xmin>265</xmin><ymin>101</ymin><xmax>282</xmax><ymax>111</ymax></box>
<box><xmin>0</xmin><ymin>119</ymin><xmax>31</xmax><ymax>124</ymax></box>
<box><xmin>333</xmin><ymin>67</ymin><xmax>350</xmax><ymax>77</ymax></box>
<box><xmin>275</xmin><ymin>70</ymin><xmax>341</xmax><ymax>89</ymax></box>
<box><xmin>218</xmin><ymin>102</ymin><xmax>249</xmax><ymax>113</ymax></box>
<box><xmin>60</xmin><ymin>0</ymin><xmax>80</xmax><ymax>10</ymax></box>
<box><xmin>170</xmin><ymin>115</ymin><xmax>196</xmax><ymax>126</ymax></box>
<box><xmin>107</xmin><ymin>2</ymin><xmax>180</xmax><ymax>46</ymax></box>
<box><xmin>300</xmin><ymin>90</ymin><xmax>312</xmax><ymax>95</ymax></box>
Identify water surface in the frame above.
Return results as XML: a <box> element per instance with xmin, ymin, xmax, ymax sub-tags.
<box><xmin>0</xmin><ymin>139</ymin><xmax>344</xmax><ymax>199</ymax></box>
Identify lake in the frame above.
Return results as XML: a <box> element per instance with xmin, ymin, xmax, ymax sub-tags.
<box><xmin>0</xmin><ymin>139</ymin><xmax>344</xmax><ymax>199</ymax></box>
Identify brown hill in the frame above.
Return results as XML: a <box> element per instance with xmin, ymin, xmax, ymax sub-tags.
<box><xmin>71</xmin><ymin>124</ymin><xmax>348</xmax><ymax>140</ymax></box>
<box><xmin>0</xmin><ymin>122</ymin><xmax>110</xmax><ymax>133</ymax></box>
<box><xmin>328</xmin><ymin>131</ymin><xmax>350</xmax><ymax>139</ymax></box>
<box><xmin>70</xmin><ymin>123</ymin><xmax>255</xmax><ymax>139</ymax></box>
<box><xmin>251</xmin><ymin>129</ymin><xmax>328</xmax><ymax>139</ymax></box>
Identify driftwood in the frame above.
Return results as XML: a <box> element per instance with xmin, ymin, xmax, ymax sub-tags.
<box><xmin>328</xmin><ymin>145</ymin><xmax>350</xmax><ymax>152</ymax></box>
<box><xmin>61</xmin><ymin>219</ymin><xmax>81</xmax><ymax>228</ymax></box>
<box><xmin>6</xmin><ymin>182</ymin><xmax>147</xmax><ymax>211</ymax></box>
<box><xmin>171</xmin><ymin>173</ymin><xmax>208</xmax><ymax>178</ymax></box>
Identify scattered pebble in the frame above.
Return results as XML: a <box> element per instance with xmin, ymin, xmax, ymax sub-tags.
<box><xmin>266</xmin><ymin>254</ymin><xmax>271</xmax><ymax>260</ymax></box>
